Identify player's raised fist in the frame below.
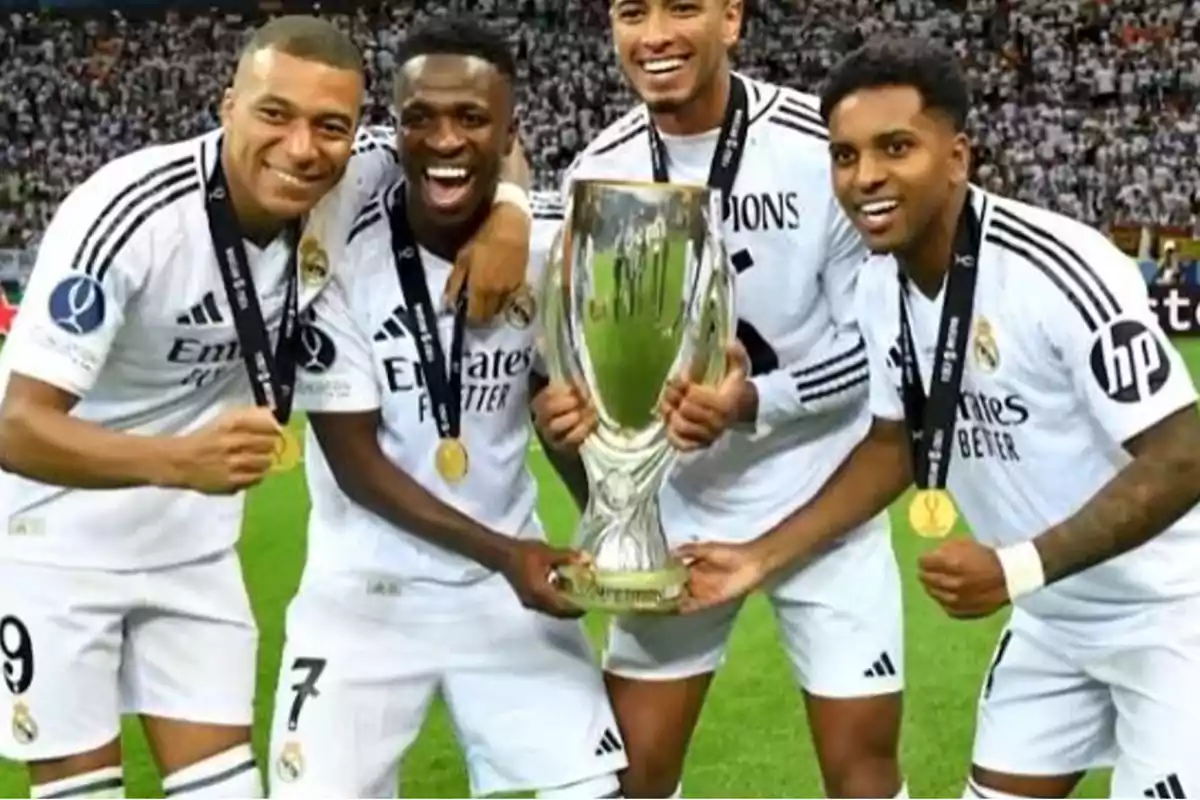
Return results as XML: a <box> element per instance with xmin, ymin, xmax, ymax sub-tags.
<box><xmin>174</xmin><ymin>407</ymin><xmax>281</xmax><ymax>495</ymax></box>
<box><xmin>918</xmin><ymin>538</ymin><xmax>1010</xmax><ymax>619</ymax></box>
<box><xmin>661</xmin><ymin>341</ymin><xmax>754</xmax><ymax>452</ymax></box>
<box><xmin>532</xmin><ymin>382</ymin><xmax>596</xmax><ymax>452</ymax></box>
<box><xmin>502</xmin><ymin>540</ymin><xmax>586</xmax><ymax>619</ymax></box>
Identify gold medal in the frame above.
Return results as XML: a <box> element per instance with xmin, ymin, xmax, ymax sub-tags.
<box><xmin>269</xmin><ymin>428</ymin><xmax>302</xmax><ymax>474</ymax></box>
<box><xmin>908</xmin><ymin>488</ymin><xmax>958</xmax><ymax>539</ymax></box>
<box><xmin>435</xmin><ymin>438</ymin><xmax>469</xmax><ymax>483</ymax></box>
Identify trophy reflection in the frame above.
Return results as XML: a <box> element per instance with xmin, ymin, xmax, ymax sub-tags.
<box><xmin>538</xmin><ymin>179</ymin><xmax>735</xmax><ymax>613</ymax></box>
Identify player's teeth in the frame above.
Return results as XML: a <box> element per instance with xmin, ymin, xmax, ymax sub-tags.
<box><xmin>273</xmin><ymin>169</ymin><xmax>308</xmax><ymax>186</ymax></box>
<box><xmin>644</xmin><ymin>58</ymin><xmax>684</xmax><ymax>74</ymax></box>
<box><xmin>861</xmin><ymin>200</ymin><xmax>898</xmax><ymax>216</ymax></box>
<box><xmin>426</xmin><ymin>167</ymin><xmax>469</xmax><ymax>180</ymax></box>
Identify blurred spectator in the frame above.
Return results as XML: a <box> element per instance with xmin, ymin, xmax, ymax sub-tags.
<box><xmin>3</xmin><ymin>0</ymin><xmax>1200</xmax><ymax>250</ymax></box>
<box><xmin>1154</xmin><ymin>239</ymin><xmax>1187</xmax><ymax>284</ymax></box>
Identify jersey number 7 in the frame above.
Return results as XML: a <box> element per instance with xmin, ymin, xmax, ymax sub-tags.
<box><xmin>286</xmin><ymin>657</ymin><xmax>327</xmax><ymax>732</ymax></box>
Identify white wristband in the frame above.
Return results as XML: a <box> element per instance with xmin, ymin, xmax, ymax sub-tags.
<box><xmin>493</xmin><ymin>181</ymin><xmax>531</xmax><ymax>218</ymax></box>
<box><xmin>995</xmin><ymin>541</ymin><xmax>1046</xmax><ymax>601</ymax></box>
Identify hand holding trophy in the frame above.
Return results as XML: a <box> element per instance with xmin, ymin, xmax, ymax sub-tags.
<box><xmin>536</xmin><ymin>179</ymin><xmax>735</xmax><ymax>614</ymax></box>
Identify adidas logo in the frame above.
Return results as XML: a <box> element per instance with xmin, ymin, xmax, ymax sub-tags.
<box><xmin>176</xmin><ymin>292</ymin><xmax>224</xmax><ymax>325</ymax></box>
<box><xmin>1144</xmin><ymin>774</ymin><xmax>1187</xmax><ymax>798</ymax></box>
<box><xmin>374</xmin><ymin>305</ymin><xmax>411</xmax><ymax>342</ymax></box>
<box><xmin>593</xmin><ymin>727</ymin><xmax>623</xmax><ymax>757</ymax></box>
<box><xmin>863</xmin><ymin>652</ymin><xmax>898</xmax><ymax>679</ymax></box>
<box><xmin>886</xmin><ymin>340</ymin><xmax>903</xmax><ymax>370</ymax></box>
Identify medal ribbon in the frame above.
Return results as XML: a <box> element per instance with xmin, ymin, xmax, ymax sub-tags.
<box><xmin>388</xmin><ymin>189</ymin><xmax>468</xmax><ymax>446</ymax></box>
<box><xmin>205</xmin><ymin>150</ymin><xmax>301</xmax><ymax>424</ymax></box>
<box><xmin>898</xmin><ymin>191</ymin><xmax>983</xmax><ymax>490</ymax></box>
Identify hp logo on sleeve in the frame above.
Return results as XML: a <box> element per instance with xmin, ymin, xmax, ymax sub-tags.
<box><xmin>48</xmin><ymin>275</ymin><xmax>107</xmax><ymax>335</ymax></box>
<box><xmin>1089</xmin><ymin>319</ymin><xmax>1170</xmax><ymax>403</ymax></box>
<box><xmin>298</xmin><ymin>325</ymin><xmax>337</xmax><ymax>374</ymax></box>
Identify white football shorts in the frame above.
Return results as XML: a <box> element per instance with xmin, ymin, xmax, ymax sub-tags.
<box><xmin>605</xmin><ymin>514</ymin><xmax>904</xmax><ymax>699</ymax></box>
<box><xmin>267</xmin><ymin>570</ymin><xmax>626</xmax><ymax>799</ymax></box>
<box><xmin>0</xmin><ymin>549</ymin><xmax>258</xmax><ymax>761</ymax></box>
<box><xmin>972</xmin><ymin>603</ymin><xmax>1200</xmax><ymax>798</ymax></box>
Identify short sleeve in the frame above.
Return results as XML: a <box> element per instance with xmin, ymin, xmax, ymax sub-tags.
<box><xmin>1042</xmin><ymin>238</ymin><xmax>1197</xmax><ymax>444</ymax></box>
<box><xmin>295</xmin><ymin>273</ymin><xmax>381</xmax><ymax>413</ymax></box>
<box><xmin>856</xmin><ymin>267</ymin><xmax>906</xmax><ymax>422</ymax></box>
<box><xmin>3</xmin><ymin>179</ymin><xmax>140</xmax><ymax>397</ymax></box>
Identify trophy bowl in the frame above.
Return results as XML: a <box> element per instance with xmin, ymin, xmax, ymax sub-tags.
<box><xmin>537</xmin><ymin>179</ymin><xmax>735</xmax><ymax>614</ymax></box>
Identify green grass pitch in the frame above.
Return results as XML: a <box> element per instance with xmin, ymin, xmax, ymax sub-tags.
<box><xmin>2</xmin><ymin>342</ymin><xmax>1198</xmax><ymax>798</ymax></box>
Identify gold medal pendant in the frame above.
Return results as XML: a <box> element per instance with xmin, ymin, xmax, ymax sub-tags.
<box><xmin>908</xmin><ymin>488</ymin><xmax>958</xmax><ymax>539</ymax></box>
<box><xmin>269</xmin><ymin>428</ymin><xmax>302</xmax><ymax>474</ymax></box>
<box><xmin>435</xmin><ymin>438</ymin><xmax>469</xmax><ymax>484</ymax></box>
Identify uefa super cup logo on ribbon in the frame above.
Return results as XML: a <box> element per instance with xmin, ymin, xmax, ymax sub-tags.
<box><xmin>538</xmin><ymin>179</ymin><xmax>735</xmax><ymax>613</ymax></box>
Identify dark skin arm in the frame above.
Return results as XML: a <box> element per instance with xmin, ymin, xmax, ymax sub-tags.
<box><xmin>0</xmin><ymin>375</ymin><xmax>172</xmax><ymax>489</ymax></box>
<box><xmin>448</xmin><ymin>138</ymin><xmax>533</xmax><ymax>324</ymax></box>
<box><xmin>918</xmin><ymin>402</ymin><xmax>1200</xmax><ymax>619</ymax></box>
<box><xmin>1033</xmin><ymin>403</ymin><xmax>1200</xmax><ymax>582</ymax></box>
<box><xmin>679</xmin><ymin>416</ymin><xmax>912</xmax><ymax>611</ymax></box>
<box><xmin>310</xmin><ymin>408</ymin><xmax>583</xmax><ymax>617</ymax></box>
<box><xmin>529</xmin><ymin>372</ymin><xmax>590</xmax><ymax>510</ymax></box>
<box><xmin>502</xmin><ymin>137</ymin><xmax>532</xmax><ymax>191</ymax></box>
<box><xmin>311</xmin><ymin>409</ymin><xmax>512</xmax><ymax>570</ymax></box>
<box><xmin>753</xmin><ymin>416</ymin><xmax>912</xmax><ymax>575</ymax></box>
<box><xmin>0</xmin><ymin>373</ymin><xmax>278</xmax><ymax>493</ymax></box>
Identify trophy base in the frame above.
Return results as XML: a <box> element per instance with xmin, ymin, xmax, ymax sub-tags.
<box><xmin>557</xmin><ymin>562</ymin><xmax>689</xmax><ymax>615</ymax></box>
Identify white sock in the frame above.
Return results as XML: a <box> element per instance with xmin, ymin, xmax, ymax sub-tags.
<box><xmin>964</xmin><ymin>777</ymin><xmax>1038</xmax><ymax>799</ymax></box>
<box><xmin>669</xmin><ymin>782</ymin><xmax>682</xmax><ymax>799</ymax></box>
<box><xmin>162</xmin><ymin>743</ymin><xmax>262</xmax><ymax>798</ymax></box>
<box><xmin>31</xmin><ymin>766</ymin><xmax>124</xmax><ymax>798</ymax></box>
<box><xmin>894</xmin><ymin>782</ymin><xmax>910</xmax><ymax>798</ymax></box>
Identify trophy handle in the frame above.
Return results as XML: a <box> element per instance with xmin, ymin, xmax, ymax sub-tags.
<box><xmin>538</xmin><ymin>223</ymin><xmax>578</xmax><ymax>387</ymax></box>
<box><xmin>679</xmin><ymin>200</ymin><xmax>738</xmax><ymax>387</ymax></box>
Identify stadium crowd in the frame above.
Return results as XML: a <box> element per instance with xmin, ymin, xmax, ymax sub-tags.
<box><xmin>2</xmin><ymin>0</ymin><xmax>1200</xmax><ymax>250</ymax></box>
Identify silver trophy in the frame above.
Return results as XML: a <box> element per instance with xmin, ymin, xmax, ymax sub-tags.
<box><xmin>538</xmin><ymin>179</ymin><xmax>736</xmax><ymax>613</ymax></box>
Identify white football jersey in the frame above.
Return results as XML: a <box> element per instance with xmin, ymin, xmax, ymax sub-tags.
<box><xmin>0</xmin><ymin>127</ymin><xmax>397</xmax><ymax>570</ymax></box>
<box><xmin>563</xmin><ymin>76</ymin><xmax>874</xmax><ymax>542</ymax></box>
<box><xmin>295</xmin><ymin>182</ymin><xmax>565</xmax><ymax>586</ymax></box>
<box><xmin>858</xmin><ymin>188</ymin><xmax>1200</xmax><ymax>630</ymax></box>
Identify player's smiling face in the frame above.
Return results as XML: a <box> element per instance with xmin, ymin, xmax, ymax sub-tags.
<box><xmin>221</xmin><ymin>48</ymin><xmax>362</xmax><ymax>224</ymax></box>
<box><xmin>827</xmin><ymin>85</ymin><xmax>969</xmax><ymax>254</ymax></box>
<box><xmin>395</xmin><ymin>54</ymin><xmax>515</xmax><ymax>227</ymax></box>
<box><xmin>610</xmin><ymin>0</ymin><xmax>740</xmax><ymax>114</ymax></box>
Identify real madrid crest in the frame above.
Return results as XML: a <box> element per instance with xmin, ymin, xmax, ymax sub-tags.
<box><xmin>505</xmin><ymin>284</ymin><xmax>537</xmax><ymax>329</ymax></box>
<box><xmin>276</xmin><ymin>740</ymin><xmax>305</xmax><ymax>783</ymax></box>
<box><xmin>973</xmin><ymin>316</ymin><xmax>1000</xmax><ymax>373</ymax></box>
<box><xmin>11</xmin><ymin>700</ymin><xmax>37</xmax><ymax>745</ymax></box>
<box><xmin>298</xmin><ymin>237</ymin><xmax>329</xmax><ymax>287</ymax></box>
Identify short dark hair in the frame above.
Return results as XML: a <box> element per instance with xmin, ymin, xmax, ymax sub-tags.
<box><xmin>241</xmin><ymin>15</ymin><xmax>362</xmax><ymax>72</ymax></box>
<box><xmin>819</xmin><ymin>36</ymin><xmax>969</xmax><ymax>132</ymax></box>
<box><xmin>393</xmin><ymin>17</ymin><xmax>516</xmax><ymax>90</ymax></box>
